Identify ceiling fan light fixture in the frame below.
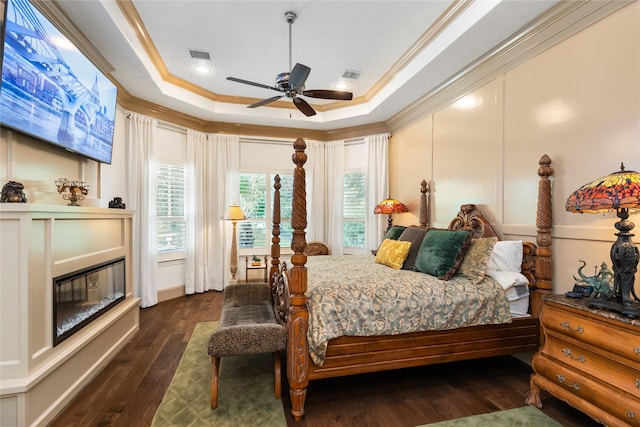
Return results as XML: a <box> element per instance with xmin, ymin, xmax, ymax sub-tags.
<box><xmin>225</xmin><ymin>10</ymin><xmax>353</xmax><ymax>118</ymax></box>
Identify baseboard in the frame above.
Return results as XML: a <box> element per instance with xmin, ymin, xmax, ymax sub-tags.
<box><xmin>158</xmin><ymin>285</ymin><xmax>186</xmax><ymax>303</ymax></box>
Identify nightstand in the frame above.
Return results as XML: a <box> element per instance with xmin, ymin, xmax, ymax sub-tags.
<box><xmin>245</xmin><ymin>255</ymin><xmax>268</xmax><ymax>283</ymax></box>
<box><xmin>526</xmin><ymin>294</ymin><xmax>640</xmax><ymax>426</ymax></box>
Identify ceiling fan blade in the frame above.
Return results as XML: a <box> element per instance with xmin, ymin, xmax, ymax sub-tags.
<box><xmin>288</xmin><ymin>63</ymin><xmax>311</xmax><ymax>90</ymax></box>
<box><xmin>293</xmin><ymin>97</ymin><xmax>316</xmax><ymax>117</ymax></box>
<box><xmin>247</xmin><ymin>95</ymin><xmax>283</xmax><ymax>108</ymax></box>
<box><xmin>227</xmin><ymin>76</ymin><xmax>281</xmax><ymax>92</ymax></box>
<box><xmin>301</xmin><ymin>89</ymin><xmax>353</xmax><ymax>101</ymax></box>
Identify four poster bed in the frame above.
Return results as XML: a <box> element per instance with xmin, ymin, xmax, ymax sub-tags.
<box><xmin>269</xmin><ymin>137</ymin><xmax>554</xmax><ymax>420</ymax></box>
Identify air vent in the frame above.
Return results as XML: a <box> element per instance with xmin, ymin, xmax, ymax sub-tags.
<box><xmin>342</xmin><ymin>69</ymin><xmax>362</xmax><ymax>80</ymax></box>
<box><xmin>189</xmin><ymin>50</ymin><xmax>211</xmax><ymax>60</ymax></box>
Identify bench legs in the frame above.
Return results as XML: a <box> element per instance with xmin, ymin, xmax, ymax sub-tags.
<box><xmin>211</xmin><ymin>356</ymin><xmax>220</xmax><ymax>409</ymax></box>
<box><xmin>210</xmin><ymin>351</ymin><xmax>283</xmax><ymax>410</ymax></box>
<box><xmin>273</xmin><ymin>351</ymin><xmax>282</xmax><ymax>399</ymax></box>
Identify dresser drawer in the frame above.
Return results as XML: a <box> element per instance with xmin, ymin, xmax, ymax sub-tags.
<box><xmin>543</xmin><ymin>332</ymin><xmax>640</xmax><ymax>399</ymax></box>
<box><xmin>542</xmin><ymin>303</ymin><xmax>640</xmax><ymax>362</ymax></box>
<box><xmin>533</xmin><ymin>354</ymin><xmax>640</xmax><ymax>426</ymax></box>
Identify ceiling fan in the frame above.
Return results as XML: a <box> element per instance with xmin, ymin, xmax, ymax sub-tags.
<box><xmin>226</xmin><ymin>11</ymin><xmax>353</xmax><ymax>117</ymax></box>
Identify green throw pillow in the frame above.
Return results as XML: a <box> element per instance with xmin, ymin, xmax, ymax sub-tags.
<box><xmin>384</xmin><ymin>225</ymin><xmax>407</xmax><ymax>240</ymax></box>
<box><xmin>414</xmin><ymin>229</ymin><xmax>471</xmax><ymax>280</ymax></box>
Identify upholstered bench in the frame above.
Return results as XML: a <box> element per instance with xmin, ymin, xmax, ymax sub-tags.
<box><xmin>207</xmin><ymin>282</ymin><xmax>287</xmax><ymax>409</ymax></box>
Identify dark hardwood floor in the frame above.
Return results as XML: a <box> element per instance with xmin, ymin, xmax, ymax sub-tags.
<box><xmin>51</xmin><ymin>292</ymin><xmax>600</xmax><ymax>427</ymax></box>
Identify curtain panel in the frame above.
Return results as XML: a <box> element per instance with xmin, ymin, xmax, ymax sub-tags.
<box><xmin>126</xmin><ymin>112</ymin><xmax>158</xmax><ymax>308</ymax></box>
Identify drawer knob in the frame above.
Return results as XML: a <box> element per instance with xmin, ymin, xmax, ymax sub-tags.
<box><xmin>556</xmin><ymin>374</ymin><xmax>580</xmax><ymax>391</ymax></box>
<box><xmin>627</xmin><ymin>410</ymin><xmax>635</xmax><ymax>420</ymax></box>
<box><xmin>560</xmin><ymin>321</ymin><xmax>584</xmax><ymax>334</ymax></box>
<box><xmin>635</xmin><ymin>346</ymin><xmax>640</xmax><ymax>356</ymax></box>
<box><xmin>635</xmin><ymin>378</ymin><xmax>640</xmax><ymax>389</ymax></box>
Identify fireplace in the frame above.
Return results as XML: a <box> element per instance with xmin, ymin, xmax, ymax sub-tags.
<box><xmin>53</xmin><ymin>257</ymin><xmax>126</xmax><ymax>346</ymax></box>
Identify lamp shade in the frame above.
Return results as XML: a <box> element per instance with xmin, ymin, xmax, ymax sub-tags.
<box><xmin>565</xmin><ymin>164</ymin><xmax>640</xmax><ymax>214</ymax></box>
<box><xmin>223</xmin><ymin>205</ymin><xmax>246</xmax><ymax>221</ymax></box>
<box><xmin>374</xmin><ymin>198</ymin><xmax>409</xmax><ymax>215</ymax></box>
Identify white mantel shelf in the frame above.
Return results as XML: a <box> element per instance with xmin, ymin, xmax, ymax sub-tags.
<box><xmin>0</xmin><ymin>205</ymin><xmax>140</xmax><ymax>427</ymax></box>
<box><xmin>0</xmin><ymin>203</ymin><xmax>134</xmax><ymax>215</ymax></box>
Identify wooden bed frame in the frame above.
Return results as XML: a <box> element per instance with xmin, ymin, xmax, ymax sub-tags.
<box><xmin>269</xmin><ymin>137</ymin><xmax>554</xmax><ymax>420</ymax></box>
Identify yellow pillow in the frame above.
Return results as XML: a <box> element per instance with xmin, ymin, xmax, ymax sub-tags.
<box><xmin>375</xmin><ymin>239</ymin><xmax>412</xmax><ymax>269</ymax></box>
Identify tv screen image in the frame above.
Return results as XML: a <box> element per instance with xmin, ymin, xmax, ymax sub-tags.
<box><xmin>0</xmin><ymin>0</ymin><xmax>117</xmax><ymax>164</ymax></box>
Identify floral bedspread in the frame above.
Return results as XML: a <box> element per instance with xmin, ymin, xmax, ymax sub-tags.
<box><xmin>305</xmin><ymin>254</ymin><xmax>511</xmax><ymax>366</ymax></box>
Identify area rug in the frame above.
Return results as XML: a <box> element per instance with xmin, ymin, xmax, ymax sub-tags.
<box><xmin>418</xmin><ymin>406</ymin><xmax>561</xmax><ymax>427</ymax></box>
<box><xmin>151</xmin><ymin>321</ymin><xmax>287</xmax><ymax>427</ymax></box>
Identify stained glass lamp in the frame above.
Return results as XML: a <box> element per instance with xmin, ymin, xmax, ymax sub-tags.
<box><xmin>565</xmin><ymin>163</ymin><xmax>640</xmax><ymax>318</ymax></box>
<box><xmin>374</xmin><ymin>198</ymin><xmax>409</xmax><ymax>233</ymax></box>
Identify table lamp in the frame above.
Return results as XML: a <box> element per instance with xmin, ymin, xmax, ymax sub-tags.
<box><xmin>374</xmin><ymin>197</ymin><xmax>408</xmax><ymax>234</ymax></box>
<box><xmin>223</xmin><ymin>205</ymin><xmax>246</xmax><ymax>282</ymax></box>
<box><xmin>565</xmin><ymin>163</ymin><xmax>640</xmax><ymax>318</ymax></box>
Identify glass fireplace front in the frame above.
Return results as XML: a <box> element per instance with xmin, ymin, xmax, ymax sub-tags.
<box><xmin>53</xmin><ymin>257</ymin><xmax>126</xmax><ymax>346</ymax></box>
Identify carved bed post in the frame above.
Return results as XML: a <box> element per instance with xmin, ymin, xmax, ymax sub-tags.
<box><xmin>270</xmin><ymin>174</ymin><xmax>281</xmax><ymax>287</ymax></box>
<box><xmin>532</xmin><ymin>154</ymin><xmax>554</xmax><ymax>316</ymax></box>
<box><xmin>288</xmin><ymin>137</ymin><xmax>309</xmax><ymax>420</ymax></box>
<box><xmin>419</xmin><ymin>180</ymin><xmax>430</xmax><ymax>228</ymax></box>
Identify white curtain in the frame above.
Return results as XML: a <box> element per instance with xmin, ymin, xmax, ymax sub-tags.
<box><xmin>365</xmin><ymin>133</ymin><xmax>390</xmax><ymax>252</ymax></box>
<box><xmin>185</xmin><ymin>129</ymin><xmax>211</xmax><ymax>294</ymax></box>
<box><xmin>126</xmin><ymin>112</ymin><xmax>158</xmax><ymax>308</ymax></box>
<box><xmin>325</xmin><ymin>140</ymin><xmax>345</xmax><ymax>255</ymax></box>
<box><xmin>209</xmin><ymin>134</ymin><xmax>240</xmax><ymax>290</ymax></box>
<box><xmin>305</xmin><ymin>140</ymin><xmax>326</xmax><ymax>243</ymax></box>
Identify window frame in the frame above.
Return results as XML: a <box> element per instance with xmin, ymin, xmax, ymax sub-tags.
<box><xmin>343</xmin><ymin>168</ymin><xmax>367</xmax><ymax>254</ymax></box>
<box><xmin>155</xmin><ymin>160</ymin><xmax>187</xmax><ymax>262</ymax></box>
<box><xmin>238</xmin><ymin>170</ymin><xmax>294</xmax><ymax>256</ymax></box>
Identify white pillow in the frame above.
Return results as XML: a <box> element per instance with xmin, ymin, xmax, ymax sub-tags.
<box><xmin>487</xmin><ymin>240</ymin><xmax>523</xmax><ymax>272</ymax></box>
<box><xmin>487</xmin><ymin>270</ymin><xmax>529</xmax><ymax>291</ymax></box>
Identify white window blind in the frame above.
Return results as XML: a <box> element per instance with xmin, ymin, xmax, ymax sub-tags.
<box><xmin>343</xmin><ymin>172</ymin><xmax>366</xmax><ymax>249</ymax></box>
<box><xmin>239</xmin><ymin>173</ymin><xmax>293</xmax><ymax>250</ymax></box>
<box><xmin>156</xmin><ymin>163</ymin><xmax>186</xmax><ymax>252</ymax></box>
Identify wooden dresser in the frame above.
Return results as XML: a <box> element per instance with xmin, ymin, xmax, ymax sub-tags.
<box><xmin>526</xmin><ymin>294</ymin><xmax>640</xmax><ymax>426</ymax></box>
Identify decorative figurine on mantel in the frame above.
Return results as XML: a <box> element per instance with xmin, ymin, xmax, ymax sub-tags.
<box><xmin>0</xmin><ymin>181</ymin><xmax>27</xmax><ymax>203</ymax></box>
<box><xmin>573</xmin><ymin>260</ymin><xmax>614</xmax><ymax>299</ymax></box>
<box><xmin>55</xmin><ymin>178</ymin><xmax>89</xmax><ymax>206</ymax></box>
<box><xmin>108</xmin><ymin>197</ymin><xmax>126</xmax><ymax>209</ymax></box>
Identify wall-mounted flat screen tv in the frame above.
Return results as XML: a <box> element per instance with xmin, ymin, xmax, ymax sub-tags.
<box><xmin>0</xmin><ymin>0</ymin><xmax>117</xmax><ymax>164</ymax></box>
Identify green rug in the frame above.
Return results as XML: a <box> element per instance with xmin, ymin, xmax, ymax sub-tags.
<box><xmin>418</xmin><ymin>406</ymin><xmax>561</xmax><ymax>427</ymax></box>
<box><xmin>151</xmin><ymin>321</ymin><xmax>287</xmax><ymax>427</ymax></box>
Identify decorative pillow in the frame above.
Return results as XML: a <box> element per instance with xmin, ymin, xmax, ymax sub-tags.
<box><xmin>375</xmin><ymin>239</ymin><xmax>412</xmax><ymax>269</ymax></box>
<box><xmin>384</xmin><ymin>225</ymin><xmax>407</xmax><ymax>241</ymax></box>
<box><xmin>487</xmin><ymin>240</ymin><xmax>523</xmax><ymax>273</ymax></box>
<box><xmin>457</xmin><ymin>237</ymin><xmax>498</xmax><ymax>283</ymax></box>
<box><xmin>414</xmin><ymin>229</ymin><xmax>472</xmax><ymax>280</ymax></box>
<box><xmin>372</xmin><ymin>225</ymin><xmax>408</xmax><ymax>256</ymax></box>
<box><xmin>397</xmin><ymin>226</ymin><xmax>428</xmax><ymax>270</ymax></box>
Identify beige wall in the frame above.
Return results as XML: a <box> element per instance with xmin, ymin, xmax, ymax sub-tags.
<box><xmin>389</xmin><ymin>2</ymin><xmax>640</xmax><ymax>294</ymax></box>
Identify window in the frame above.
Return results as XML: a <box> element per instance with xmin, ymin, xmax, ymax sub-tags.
<box><xmin>239</xmin><ymin>173</ymin><xmax>293</xmax><ymax>251</ymax></box>
<box><xmin>156</xmin><ymin>163</ymin><xmax>186</xmax><ymax>252</ymax></box>
<box><xmin>343</xmin><ymin>172</ymin><xmax>366</xmax><ymax>249</ymax></box>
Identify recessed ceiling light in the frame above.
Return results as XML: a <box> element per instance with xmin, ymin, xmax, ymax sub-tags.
<box><xmin>194</xmin><ymin>64</ymin><xmax>212</xmax><ymax>74</ymax></box>
<box><xmin>335</xmin><ymin>81</ymin><xmax>347</xmax><ymax>90</ymax></box>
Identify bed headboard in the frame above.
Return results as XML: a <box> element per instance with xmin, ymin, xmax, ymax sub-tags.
<box><xmin>448</xmin><ymin>204</ymin><xmax>499</xmax><ymax>238</ymax></box>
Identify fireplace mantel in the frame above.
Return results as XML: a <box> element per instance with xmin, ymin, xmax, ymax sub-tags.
<box><xmin>0</xmin><ymin>204</ymin><xmax>140</xmax><ymax>426</ymax></box>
